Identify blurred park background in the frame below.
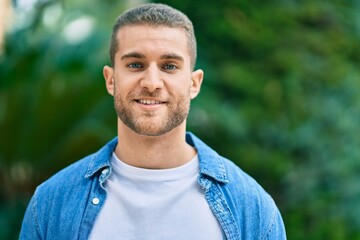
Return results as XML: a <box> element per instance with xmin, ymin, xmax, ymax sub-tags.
<box><xmin>1</xmin><ymin>0</ymin><xmax>360</xmax><ymax>239</ymax></box>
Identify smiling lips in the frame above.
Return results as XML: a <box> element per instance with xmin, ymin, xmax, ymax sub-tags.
<box><xmin>137</xmin><ymin>99</ymin><xmax>164</xmax><ymax>105</ymax></box>
<box><xmin>135</xmin><ymin>99</ymin><xmax>166</xmax><ymax>111</ymax></box>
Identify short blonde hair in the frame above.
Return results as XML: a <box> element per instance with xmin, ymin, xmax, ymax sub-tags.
<box><xmin>109</xmin><ymin>3</ymin><xmax>197</xmax><ymax>69</ymax></box>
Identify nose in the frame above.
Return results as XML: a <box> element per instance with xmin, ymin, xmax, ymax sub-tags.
<box><xmin>140</xmin><ymin>63</ymin><xmax>164</xmax><ymax>92</ymax></box>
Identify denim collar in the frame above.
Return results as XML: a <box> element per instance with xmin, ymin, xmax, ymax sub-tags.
<box><xmin>186</xmin><ymin>132</ymin><xmax>228</xmax><ymax>183</ymax></box>
<box><xmin>84</xmin><ymin>137</ymin><xmax>116</xmax><ymax>178</ymax></box>
<box><xmin>85</xmin><ymin>132</ymin><xmax>229</xmax><ymax>184</ymax></box>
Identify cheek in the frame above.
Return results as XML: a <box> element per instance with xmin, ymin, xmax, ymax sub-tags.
<box><xmin>168</xmin><ymin>75</ymin><xmax>192</xmax><ymax>91</ymax></box>
<box><xmin>113</xmin><ymin>81</ymin><xmax>126</xmax><ymax>99</ymax></box>
<box><xmin>113</xmin><ymin>76</ymin><xmax>136</xmax><ymax>92</ymax></box>
<box><xmin>116</xmin><ymin>74</ymin><xmax>141</xmax><ymax>89</ymax></box>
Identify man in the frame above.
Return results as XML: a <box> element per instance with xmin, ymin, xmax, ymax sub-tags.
<box><xmin>20</xmin><ymin>3</ymin><xmax>286</xmax><ymax>240</ymax></box>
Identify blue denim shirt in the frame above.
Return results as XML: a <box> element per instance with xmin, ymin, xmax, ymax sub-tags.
<box><xmin>20</xmin><ymin>132</ymin><xmax>286</xmax><ymax>239</ymax></box>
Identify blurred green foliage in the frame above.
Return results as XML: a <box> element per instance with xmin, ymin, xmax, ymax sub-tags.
<box><xmin>1</xmin><ymin>0</ymin><xmax>360</xmax><ymax>239</ymax></box>
<box><xmin>1</xmin><ymin>0</ymin><xmax>123</xmax><ymax>238</ymax></box>
<box><xmin>168</xmin><ymin>0</ymin><xmax>360</xmax><ymax>239</ymax></box>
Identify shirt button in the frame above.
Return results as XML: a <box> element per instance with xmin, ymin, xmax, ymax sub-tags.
<box><xmin>92</xmin><ymin>198</ymin><xmax>100</xmax><ymax>205</ymax></box>
<box><xmin>102</xmin><ymin>168</ymin><xmax>109</xmax><ymax>175</ymax></box>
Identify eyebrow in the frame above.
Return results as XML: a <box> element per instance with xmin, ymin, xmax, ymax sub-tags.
<box><xmin>160</xmin><ymin>53</ymin><xmax>184</xmax><ymax>62</ymax></box>
<box><xmin>121</xmin><ymin>52</ymin><xmax>146</xmax><ymax>60</ymax></box>
<box><xmin>120</xmin><ymin>52</ymin><xmax>184</xmax><ymax>62</ymax></box>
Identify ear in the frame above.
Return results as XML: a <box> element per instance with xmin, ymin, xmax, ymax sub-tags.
<box><xmin>190</xmin><ymin>69</ymin><xmax>204</xmax><ymax>99</ymax></box>
<box><xmin>103</xmin><ymin>65</ymin><xmax>115</xmax><ymax>96</ymax></box>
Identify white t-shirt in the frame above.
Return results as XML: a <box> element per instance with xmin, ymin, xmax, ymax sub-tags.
<box><xmin>89</xmin><ymin>153</ymin><xmax>224</xmax><ymax>240</ymax></box>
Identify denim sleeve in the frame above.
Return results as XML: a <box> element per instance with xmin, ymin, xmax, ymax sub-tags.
<box><xmin>19</xmin><ymin>193</ymin><xmax>42</xmax><ymax>240</ymax></box>
<box><xmin>264</xmin><ymin>207</ymin><xmax>287</xmax><ymax>240</ymax></box>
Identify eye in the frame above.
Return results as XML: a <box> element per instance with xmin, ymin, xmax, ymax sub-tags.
<box><xmin>127</xmin><ymin>62</ymin><xmax>143</xmax><ymax>69</ymax></box>
<box><xmin>162</xmin><ymin>63</ymin><xmax>178</xmax><ymax>71</ymax></box>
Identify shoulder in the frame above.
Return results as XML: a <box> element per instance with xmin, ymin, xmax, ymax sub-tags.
<box><xmin>21</xmin><ymin>153</ymin><xmax>97</xmax><ymax>238</ymax></box>
<box><xmin>21</xmin><ymin>138</ymin><xmax>117</xmax><ymax>238</ymax></box>
<box><xmin>219</xmin><ymin>156</ymin><xmax>273</xmax><ymax>206</ymax></box>
<box><xmin>221</xmin><ymin>157</ymin><xmax>274</xmax><ymax>208</ymax></box>
<box><xmin>34</xmin><ymin>137</ymin><xmax>117</xmax><ymax>197</ymax></box>
<box><xmin>31</xmin><ymin>152</ymin><xmax>97</xmax><ymax>214</ymax></box>
<box><xmin>219</xmin><ymin>157</ymin><xmax>286</xmax><ymax>239</ymax></box>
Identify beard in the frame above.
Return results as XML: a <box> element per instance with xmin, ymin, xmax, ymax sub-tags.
<box><xmin>113</xmin><ymin>86</ymin><xmax>191</xmax><ymax>136</ymax></box>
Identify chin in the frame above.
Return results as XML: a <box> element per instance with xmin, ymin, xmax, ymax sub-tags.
<box><xmin>132</xmin><ymin>127</ymin><xmax>172</xmax><ymax>137</ymax></box>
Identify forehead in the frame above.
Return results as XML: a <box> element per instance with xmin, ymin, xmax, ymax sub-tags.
<box><xmin>116</xmin><ymin>25</ymin><xmax>190</xmax><ymax>60</ymax></box>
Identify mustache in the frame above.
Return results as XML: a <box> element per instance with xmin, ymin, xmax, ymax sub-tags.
<box><xmin>128</xmin><ymin>90</ymin><xmax>169</xmax><ymax>100</ymax></box>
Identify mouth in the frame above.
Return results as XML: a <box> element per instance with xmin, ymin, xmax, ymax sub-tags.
<box><xmin>135</xmin><ymin>99</ymin><xmax>166</xmax><ymax>105</ymax></box>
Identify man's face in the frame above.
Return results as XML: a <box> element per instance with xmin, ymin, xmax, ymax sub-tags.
<box><xmin>104</xmin><ymin>25</ymin><xmax>203</xmax><ymax>136</ymax></box>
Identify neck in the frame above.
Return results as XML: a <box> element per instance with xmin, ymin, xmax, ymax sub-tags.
<box><xmin>114</xmin><ymin>120</ymin><xmax>196</xmax><ymax>169</ymax></box>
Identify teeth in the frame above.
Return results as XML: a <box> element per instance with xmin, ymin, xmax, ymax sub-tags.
<box><xmin>138</xmin><ymin>99</ymin><xmax>162</xmax><ymax>105</ymax></box>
